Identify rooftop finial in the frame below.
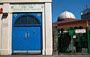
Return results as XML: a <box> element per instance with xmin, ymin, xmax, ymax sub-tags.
<box><xmin>65</xmin><ymin>8</ymin><xmax>67</xmax><ymax>11</ymax></box>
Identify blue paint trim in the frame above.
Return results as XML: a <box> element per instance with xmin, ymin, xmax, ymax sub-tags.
<box><xmin>40</xmin><ymin>13</ymin><xmax>42</xmax><ymax>53</ymax></box>
<box><xmin>14</xmin><ymin>24</ymin><xmax>41</xmax><ymax>27</ymax></box>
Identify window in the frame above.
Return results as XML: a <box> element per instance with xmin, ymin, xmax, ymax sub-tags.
<box><xmin>28</xmin><ymin>16</ymin><xmax>40</xmax><ymax>24</ymax></box>
<box><xmin>14</xmin><ymin>15</ymin><xmax>40</xmax><ymax>26</ymax></box>
<box><xmin>15</xmin><ymin>17</ymin><xmax>20</xmax><ymax>24</ymax></box>
<box><xmin>21</xmin><ymin>16</ymin><xmax>27</xmax><ymax>24</ymax></box>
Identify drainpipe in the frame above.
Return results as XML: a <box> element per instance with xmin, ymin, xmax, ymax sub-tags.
<box><xmin>57</xmin><ymin>28</ymin><xmax>59</xmax><ymax>55</ymax></box>
<box><xmin>87</xmin><ymin>27</ymin><xmax>90</xmax><ymax>54</ymax></box>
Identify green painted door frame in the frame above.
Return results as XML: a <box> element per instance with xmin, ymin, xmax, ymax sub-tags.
<box><xmin>57</xmin><ymin>28</ymin><xmax>60</xmax><ymax>54</ymax></box>
<box><xmin>87</xmin><ymin>27</ymin><xmax>90</xmax><ymax>54</ymax></box>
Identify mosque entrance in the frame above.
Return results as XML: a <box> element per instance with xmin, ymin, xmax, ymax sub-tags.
<box><xmin>12</xmin><ymin>13</ymin><xmax>42</xmax><ymax>54</ymax></box>
<box><xmin>57</xmin><ymin>28</ymin><xmax>89</xmax><ymax>55</ymax></box>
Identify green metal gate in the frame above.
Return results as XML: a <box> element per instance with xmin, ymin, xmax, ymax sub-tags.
<box><xmin>57</xmin><ymin>27</ymin><xmax>90</xmax><ymax>54</ymax></box>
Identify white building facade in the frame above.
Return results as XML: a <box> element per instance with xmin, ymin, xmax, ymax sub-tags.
<box><xmin>0</xmin><ymin>0</ymin><xmax>52</xmax><ymax>55</ymax></box>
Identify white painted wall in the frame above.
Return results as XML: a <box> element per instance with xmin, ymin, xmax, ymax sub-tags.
<box><xmin>0</xmin><ymin>4</ymin><xmax>3</xmax><ymax>55</ymax></box>
<box><xmin>0</xmin><ymin>0</ymin><xmax>52</xmax><ymax>55</ymax></box>
<box><xmin>0</xmin><ymin>12</ymin><xmax>2</xmax><ymax>55</ymax></box>
<box><xmin>0</xmin><ymin>0</ymin><xmax>52</xmax><ymax>3</ymax></box>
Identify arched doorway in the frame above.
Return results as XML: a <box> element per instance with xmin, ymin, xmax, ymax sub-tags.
<box><xmin>12</xmin><ymin>13</ymin><xmax>42</xmax><ymax>54</ymax></box>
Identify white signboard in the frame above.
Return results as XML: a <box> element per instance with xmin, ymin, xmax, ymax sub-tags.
<box><xmin>10</xmin><ymin>4</ymin><xmax>44</xmax><ymax>12</ymax></box>
<box><xmin>73</xmin><ymin>35</ymin><xmax>76</xmax><ymax>38</ymax></box>
<box><xmin>75</xmin><ymin>29</ymin><xmax>86</xmax><ymax>33</ymax></box>
<box><xmin>59</xmin><ymin>31</ymin><xmax>68</xmax><ymax>33</ymax></box>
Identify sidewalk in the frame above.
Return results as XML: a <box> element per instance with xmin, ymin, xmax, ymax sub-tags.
<box><xmin>0</xmin><ymin>55</ymin><xmax>90</xmax><ymax>57</ymax></box>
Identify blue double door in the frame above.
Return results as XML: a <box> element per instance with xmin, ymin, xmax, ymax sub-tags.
<box><xmin>12</xmin><ymin>13</ymin><xmax>42</xmax><ymax>54</ymax></box>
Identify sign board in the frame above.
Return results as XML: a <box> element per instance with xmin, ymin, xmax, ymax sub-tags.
<box><xmin>63</xmin><ymin>31</ymin><xmax>68</xmax><ymax>33</ymax></box>
<box><xmin>69</xmin><ymin>30</ymin><xmax>75</xmax><ymax>36</ymax></box>
<box><xmin>10</xmin><ymin>4</ymin><xmax>44</xmax><ymax>12</ymax></box>
<box><xmin>75</xmin><ymin>29</ymin><xmax>86</xmax><ymax>33</ymax></box>
<box><xmin>73</xmin><ymin>35</ymin><xmax>76</xmax><ymax>38</ymax></box>
<box><xmin>60</xmin><ymin>31</ymin><xmax>68</xmax><ymax>33</ymax></box>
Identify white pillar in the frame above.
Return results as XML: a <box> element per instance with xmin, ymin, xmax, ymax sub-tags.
<box><xmin>7</xmin><ymin>13</ymin><xmax>12</xmax><ymax>55</ymax></box>
<box><xmin>0</xmin><ymin>13</ymin><xmax>2</xmax><ymax>55</ymax></box>
<box><xmin>0</xmin><ymin>4</ymin><xmax>3</xmax><ymax>55</ymax></box>
<box><xmin>0</xmin><ymin>3</ymin><xmax>11</xmax><ymax>55</ymax></box>
<box><xmin>45</xmin><ymin>3</ymin><xmax>53</xmax><ymax>55</ymax></box>
<box><xmin>42</xmin><ymin>11</ymin><xmax>46</xmax><ymax>55</ymax></box>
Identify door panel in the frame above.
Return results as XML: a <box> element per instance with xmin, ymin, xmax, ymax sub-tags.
<box><xmin>27</xmin><ymin>27</ymin><xmax>41</xmax><ymax>51</ymax></box>
<box><xmin>12</xmin><ymin>27</ymin><xmax>41</xmax><ymax>53</ymax></box>
<box><xmin>12</xmin><ymin>27</ymin><xmax>27</xmax><ymax>51</ymax></box>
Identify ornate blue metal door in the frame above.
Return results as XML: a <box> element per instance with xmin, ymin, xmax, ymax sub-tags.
<box><xmin>12</xmin><ymin>13</ymin><xmax>42</xmax><ymax>54</ymax></box>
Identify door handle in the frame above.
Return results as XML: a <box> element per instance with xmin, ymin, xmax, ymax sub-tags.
<box><xmin>25</xmin><ymin>32</ymin><xmax>27</xmax><ymax>40</ymax></box>
<box><xmin>28</xmin><ymin>32</ymin><xmax>29</xmax><ymax>40</ymax></box>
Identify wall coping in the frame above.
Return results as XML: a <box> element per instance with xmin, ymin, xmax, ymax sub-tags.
<box><xmin>0</xmin><ymin>0</ymin><xmax>52</xmax><ymax>3</ymax></box>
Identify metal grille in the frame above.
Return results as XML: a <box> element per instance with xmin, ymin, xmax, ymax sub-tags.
<box><xmin>57</xmin><ymin>28</ymin><xmax>89</xmax><ymax>54</ymax></box>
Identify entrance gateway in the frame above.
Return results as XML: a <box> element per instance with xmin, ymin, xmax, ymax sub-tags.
<box><xmin>0</xmin><ymin>0</ymin><xmax>52</xmax><ymax>55</ymax></box>
<box><xmin>12</xmin><ymin>13</ymin><xmax>42</xmax><ymax>54</ymax></box>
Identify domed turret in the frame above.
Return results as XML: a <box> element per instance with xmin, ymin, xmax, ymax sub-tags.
<box><xmin>58</xmin><ymin>11</ymin><xmax>76</xmax><ymax>21</ymax></box>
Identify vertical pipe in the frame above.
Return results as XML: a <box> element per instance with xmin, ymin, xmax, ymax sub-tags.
<box><xmin>57</xmin><ymin>28</ymin><xmax>59</xmax><ymax>55</ymax></box>
<box><xmin>87</xmin><ymin>27</ymin><xmax>90</xmax><ymax>54</ymax></box>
